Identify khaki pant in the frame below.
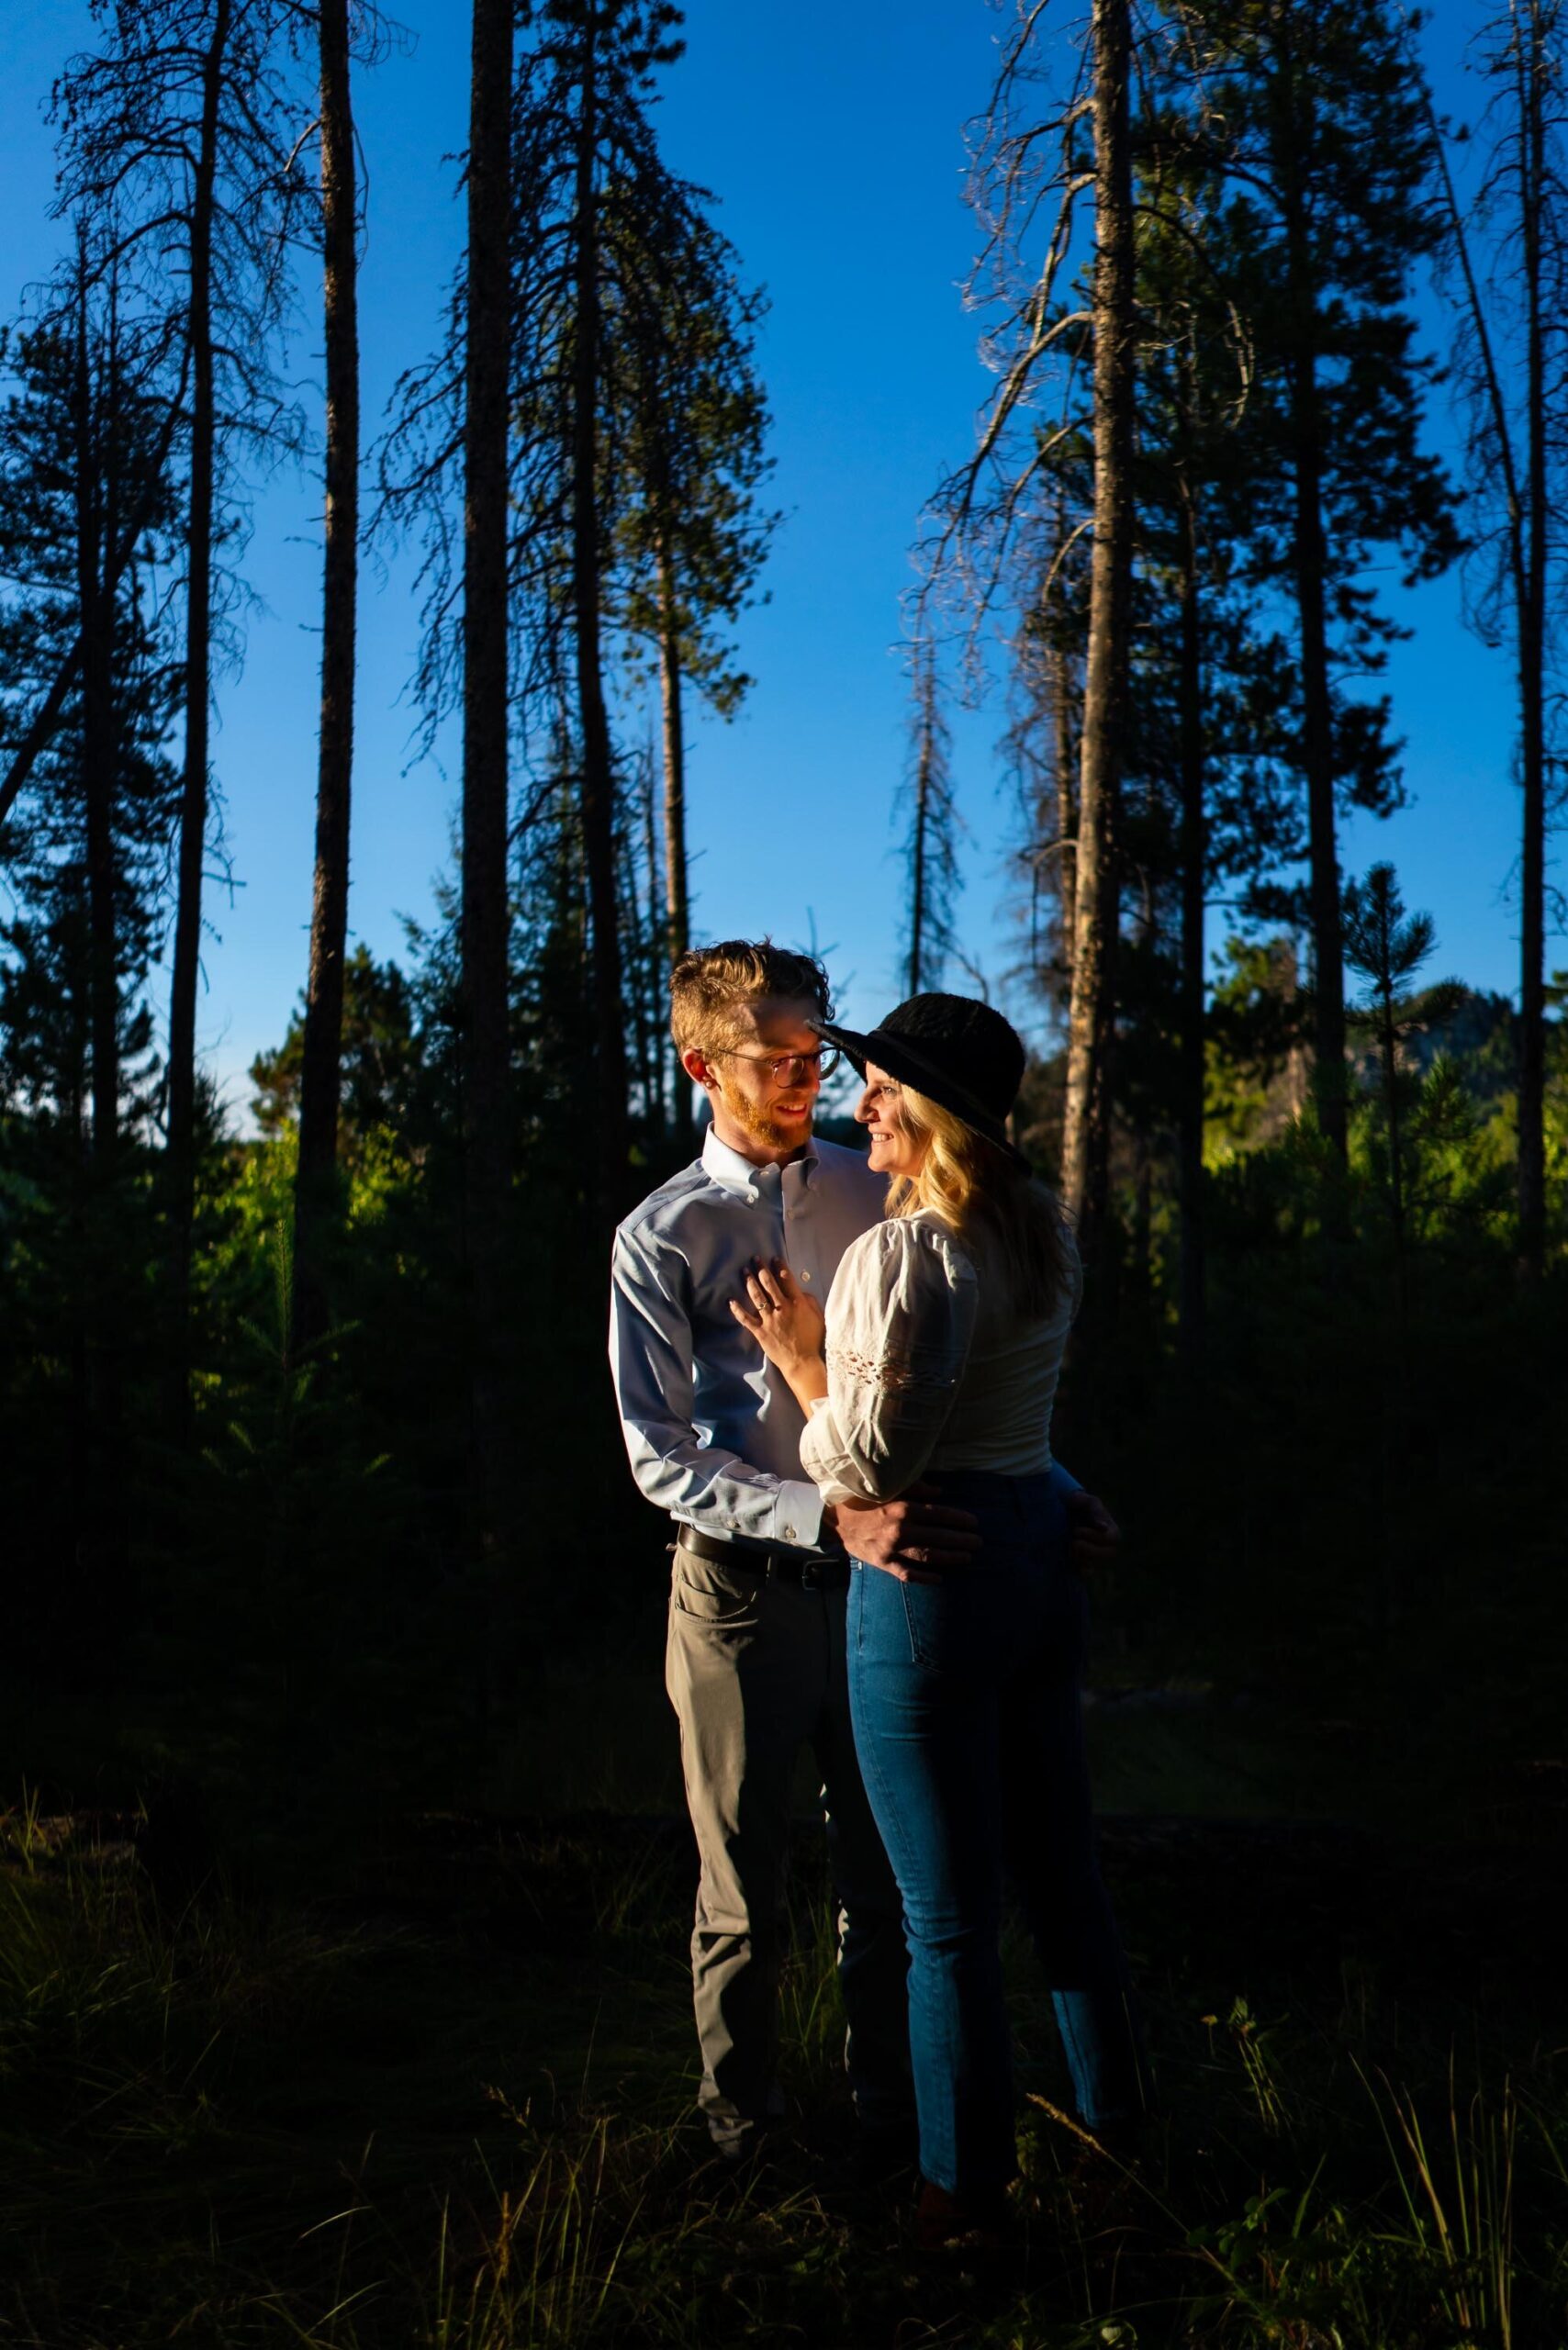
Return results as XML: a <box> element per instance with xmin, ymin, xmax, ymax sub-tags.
<box><xmin>666</xmin><ymin>1543</ymin><xmax>912</xmax><ymax>2151</ymax></box>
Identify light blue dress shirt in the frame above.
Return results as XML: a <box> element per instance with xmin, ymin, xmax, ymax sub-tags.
<box><xmin>610</xmin><ymin>1125</ymin><xmax>885</xmax><ymax>1550</ymax></box>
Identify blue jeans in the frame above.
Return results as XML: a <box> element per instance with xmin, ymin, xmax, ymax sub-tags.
<box><xmin>846</xmin><ymin>1470</ymin><xmax>1149</xmax><ymax>2195</ymax></box>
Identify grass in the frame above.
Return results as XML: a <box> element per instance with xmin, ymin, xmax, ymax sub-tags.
<box><xmin>3</xmin><ymin>1788</ymin><xmax>1566</xmax><ymax>2347</ymax></box>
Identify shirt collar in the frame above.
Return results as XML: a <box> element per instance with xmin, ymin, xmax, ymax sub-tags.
<box><xmin>701</xmin><ymin>1124</ymin><xmax>821</xmax><ymax>1202</ymax></box>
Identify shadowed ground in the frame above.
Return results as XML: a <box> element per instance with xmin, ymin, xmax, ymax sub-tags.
<box><xmin>4</xmin><ymin>1776</ymin><xmax>1562</xmax><ymax>2347</ymax></box>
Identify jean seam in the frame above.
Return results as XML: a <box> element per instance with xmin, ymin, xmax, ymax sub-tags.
<box><xmin>851</xmin><ymin>1582</ymin><xmax>962</xmax><ymax>2192</ymax></box>
<box><xmin>898</xmin><ymin>1578</ymin><xmax>941</xmax><ymax>1673</ymax></box>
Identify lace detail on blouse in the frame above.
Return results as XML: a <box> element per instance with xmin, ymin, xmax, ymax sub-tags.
<box><xmin>827</xmin><ymin>1341</ymin><xmax>962</xmax><ymax>1396</ymax></box>
<box><xmin>799</xmin><ymin>1216</ymin><xmax>980</xmax><ymax>1502</ymax></box>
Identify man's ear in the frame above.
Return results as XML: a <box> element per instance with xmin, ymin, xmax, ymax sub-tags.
<box><xmin>681</xmin><ymin>1046</ymin><xmax>714</xmax><ymax>1091</ymax></box>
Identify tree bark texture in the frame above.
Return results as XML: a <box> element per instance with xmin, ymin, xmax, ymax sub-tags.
<box><xmin>657</xmin><ymin>532</ymin><xmax>694</xmax><ymax>1153</ymax></box>
<box><xmin>292</xmin><ymin>0</ymin><xmax>361</xmax><ymax>1352</ymax></box>
<box><xmin>461</xmin><ymin>0</ymin><xmax>515</xmax><ymax>1549</ymax></box>
<box><xmin>573</xmin><ymin>18</ymin><xmax>631</xmax><ymax>1224</ymax></box>
<box><xmin>1048</xmin><ymin>638</ymin><xmax>1078</xmax><ymax>984</ymax></box>
<box><xmin>908</xmin><ymin>664</ymin><xmax>935</xmax><ymax>996</ymax></box>
<box><xmin>1062</xmin><ymin>0</ymin><xmax>1134</xmax><ymax>1277</ymax></box>
<box><xmin>165</xmin><ymin>0</ymin><xmax>230</xmax><ymax>1419</ymax></box>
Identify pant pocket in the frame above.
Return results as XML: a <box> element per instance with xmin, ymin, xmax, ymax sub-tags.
<box><xmin>671</xmin><ymin>1555</ymin><xmax>762</xmax><ymax>1630</ymax></box>
<box><xmin>897</xmin><ymin>1566</ymin><xmax>1011</xmax><ymax>1674</ymax></box>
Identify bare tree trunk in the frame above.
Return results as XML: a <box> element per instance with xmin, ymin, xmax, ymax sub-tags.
<box><xmin>1048</xmin><ymin>639</ymin><xmax>1078</xmax><ymax>984</ymax></box>
<box><xmin>1518</xmin><ymin>0</ymin><xmax>1548</xmax><ymax>1278</ymax></box>
<box><xmin>909</xmin><ymin>656</ymin><xmax>935</xmax><ymax>995</ymax></box>
<box><xmin>292</xmin><ymin>0</ymin><xmax>360</xmax><ymax>1353</ymax></box>
<box><xmin>573</xmin><ymin>17</ymin><xmax>630</xmax><ymax>1224</ymax></box>
<box><xmin>1176</xmin><ymin>480</ymin><xmax>1206</xmax><ymax>1366</ymax></box>
<box><xmin>461</xmin><ymin>0</ymin><xmax>515</xmax><ymax>1551</ymax></box>
<box><xmin>657</xmin><ymin>532</ymin><xmax>694</xmax><ymax>1154</ymax></box>
<box><xmin>1044</xmin><ymin>486</ymin><xmax>1078</xmax><ymax>992</ymax></box>
<box><xmin>1062</xmin><ymin>0</ymin><xmax>1133</xmax><ymax>1281</ymax></box>
<box><xmin>165</xmin><ymin>0</ymin><xmax>230</xmax><ymax>1425</ymax></box>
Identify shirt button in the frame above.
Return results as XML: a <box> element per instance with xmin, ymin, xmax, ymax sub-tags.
<box><xmin>782</xmin><ymin>1525</ymin><xmax>796</xmax><ymax>1539</ymax></box>
<box><xmin>801</xmin><ymin>1270</ymin><xmax>812</xmax><ymax>1283</ymax></box>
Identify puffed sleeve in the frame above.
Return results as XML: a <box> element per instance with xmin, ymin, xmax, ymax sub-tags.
<box><xmin>799</xmin><ymin>1218</ymin><xmax>979</xmax><ymax>1504</ymax></box>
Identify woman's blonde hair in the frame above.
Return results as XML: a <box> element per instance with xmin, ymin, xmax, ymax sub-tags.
<box><xmin>884</xmin><ymin>1083</ymin><xmax>1076</xmax><ymax>1319</ymax></box>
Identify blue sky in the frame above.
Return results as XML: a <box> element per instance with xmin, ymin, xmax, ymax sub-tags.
<box><xmin>0</xmin><ymin>1</ymin><xmax>1544</xmax><ymax>1124</ymax></box>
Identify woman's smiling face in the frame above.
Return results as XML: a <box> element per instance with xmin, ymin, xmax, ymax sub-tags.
<box><xmin>855</xmin><ymin>1063</ymin><xmax>929</xmax><ymax>1180</ymax></box>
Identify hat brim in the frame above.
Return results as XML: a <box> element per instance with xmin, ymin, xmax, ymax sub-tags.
<box><xmin>815</xmin><ymin>1020</ymin><xmax>1032</xmax><ymax>1169</ymax></box>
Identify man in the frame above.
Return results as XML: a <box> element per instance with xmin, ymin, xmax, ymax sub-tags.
<box><xmin>609</xmin><ymin>941</ymin><xmax>1111</xmax><ymax>2167</ymax></box>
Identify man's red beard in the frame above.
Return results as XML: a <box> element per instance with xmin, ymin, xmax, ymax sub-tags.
<box><xmin>716</xmin><ymin>1073</ymin><xmax>811</xmax><ymax>1151</ymax></box>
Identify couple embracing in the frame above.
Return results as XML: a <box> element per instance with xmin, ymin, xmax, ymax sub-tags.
<box><xmin>609</xmin><ymin>940</ymin><xmax>1151</xmax><ymax>2248</ymax></box>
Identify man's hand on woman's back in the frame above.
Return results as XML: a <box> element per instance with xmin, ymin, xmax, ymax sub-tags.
<box><xmin>822</xmin><ymin>1492</ymin><xmax>982</xmax><ymax>1584</ymax></box>
<box><xmin>1065</xmin><ymin>1489</ymin><xmax>1121</xmax><ymax>1572</ymax></box>
<box><xmin>824</xmin><ymin>1483</ymin><xmax>1121</xmax><ymax>1584</ymax></box>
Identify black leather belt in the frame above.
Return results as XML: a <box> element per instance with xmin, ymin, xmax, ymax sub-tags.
<box><xmin>675</xmin><ymin>1523</ymin><xmax>849</xmax><ymax>1592</ymax></box>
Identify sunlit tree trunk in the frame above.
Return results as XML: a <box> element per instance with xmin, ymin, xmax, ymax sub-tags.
<box><xmin>908</xmin><ymin>655</ymin><xmax>939</xmax><ymax>994</ymax></box>
<box><xmin>293</xmin><ymin>0</ymin><xmax>361</xmax><ymax>1352</ymax></box>
<box><xmin>1062</xmin><ymin>0</ymin><xmax>1133</xmax><ymax>1281</ymax></box>
<box><xmin>1049</xmin><ymin>638</ymin><xmax>1078</xmax><ymax>984</ymax></box>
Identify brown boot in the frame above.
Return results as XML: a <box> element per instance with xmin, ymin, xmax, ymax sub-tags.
<box><xmin>915</xmin><ymin>2177</ymin><xmax>1011</xmax><ymax>2257</ymax></box>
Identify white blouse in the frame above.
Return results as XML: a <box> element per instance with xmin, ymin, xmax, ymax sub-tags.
<box><xmin>799</xmin><ymin>1210</ymin><xmax>1081</xmax><ymax>1505</ymax></box>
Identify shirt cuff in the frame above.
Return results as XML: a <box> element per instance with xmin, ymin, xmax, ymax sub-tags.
<box><xmin>770</xmin><ymin>1478</ymin><xmax>824</xmax><ymax>1550</ymax></box>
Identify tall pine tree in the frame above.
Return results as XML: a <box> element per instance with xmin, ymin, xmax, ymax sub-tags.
<box><xmin>1171</xmin><ymin>0</ymin><xmax>1461</xmax><ymax>1168</ymax></box>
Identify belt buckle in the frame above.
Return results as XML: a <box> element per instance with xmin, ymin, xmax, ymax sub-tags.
<box><xmin>799</xmin><ymin>1556</ymin><xmax>825</xmax><ymax>1592</ymax></box>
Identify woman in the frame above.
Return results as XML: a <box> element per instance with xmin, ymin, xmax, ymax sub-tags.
<box><xmin>730</xmin><ymin>991</ymin><xmax>1148</xmax><ymax>2244</ymax></box>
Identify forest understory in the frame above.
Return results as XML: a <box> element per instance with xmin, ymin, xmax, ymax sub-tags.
<box><xmin>3</xmin><ymin>1762</ymin><xmax>1562</xmax><ymax>2349</ymax></box>
<box><xmin>6</xmin><ymin>1288</ymin><xmax>1567</xmax><ymax>2350</ymax></box>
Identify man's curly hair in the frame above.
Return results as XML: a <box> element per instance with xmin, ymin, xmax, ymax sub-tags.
<box><xmin>669</xmin><ymin>940</ymin><xmax>833</xmax><ymax>1058</ymax></box>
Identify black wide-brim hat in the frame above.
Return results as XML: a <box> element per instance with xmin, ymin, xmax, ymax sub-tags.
<box><xmin>815</xmin><ymin>992</ymin><xmax>1031</xmax><ymax>1169</ymax></box>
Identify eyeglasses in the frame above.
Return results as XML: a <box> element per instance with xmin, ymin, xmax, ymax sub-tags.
<box><xmin>709</xmin><ymin>1046</ymin><xmax>841</xmax><ymax>1084</ymax></box>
